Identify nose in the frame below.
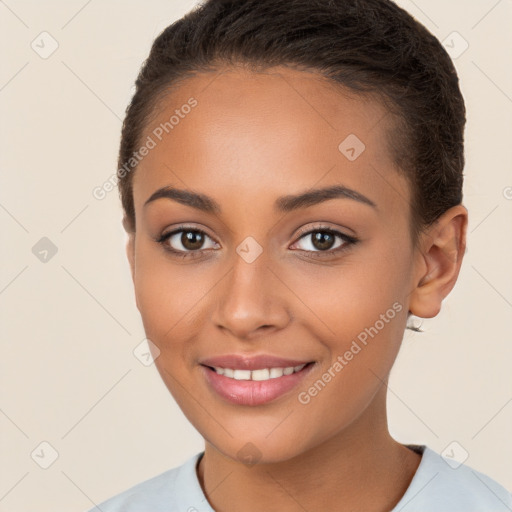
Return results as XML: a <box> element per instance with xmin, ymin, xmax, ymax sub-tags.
<box><xmin>211</xmin><ymin>252</ymin><xmax>291</xmax><ymax>340</ymax></box>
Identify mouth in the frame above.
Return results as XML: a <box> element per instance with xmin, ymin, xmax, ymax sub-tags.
<box><xmin>200</xmin><ymin>360</ymin><xmax>315</xmax><ymax>406</ymax></box>
<box><xmin>206</xmin><ymin>363</ymin><xmax>309</xmax><ymax>381</ymax></box>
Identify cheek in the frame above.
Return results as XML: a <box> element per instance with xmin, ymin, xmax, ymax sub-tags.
<box><xmin>286</xmin><ymin>245</ymin><xmax>410</xmax><ymax>411</ymax></box>
<box><xmin>280</xmin><ymin>237</ymin><xmax>410</xmax><ymax>333</ymax></box>
<box><xmin>132</xmin><ymin>231</ymin><xmax>228</xmax><ymax>381</ymax></box>
<box><xmin>291</xmin><ymin>302</ymin><xmax>407</xmax><ymax>450</ymax></box>
<box><xmin>132</xmin><ymin>254</ymin><xmax>204</xmax><ymax>407</ymax></box>
<box><xmin>133</xmin><ymin>245</ymin><xmax>210</xmax><ymax>342</ymax></box>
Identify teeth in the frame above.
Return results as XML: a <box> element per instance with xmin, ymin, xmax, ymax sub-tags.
<box><xmin>269</xmin><ymin>367</ymin><xmax>283</xmax><ymax>378</ymax></box>
<box><xmin>233</xmin><ymin>369</ymin><xmax>251</xmax><ymax>380</ymax></box>
<box><xmin>213</xmin><ymin>363</ymin><xmax>307</xmax><ymax>381</ymax></box>
<box><xmin>252</xmin><ymin>368</ymin><xmax>270</xmax><ymax>381</ymax></box>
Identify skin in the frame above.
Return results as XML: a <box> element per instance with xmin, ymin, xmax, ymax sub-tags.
<box><xmin>125</xmin><ymin>65</ymin><xmax>468</xmax><ymax>511</ymax></box>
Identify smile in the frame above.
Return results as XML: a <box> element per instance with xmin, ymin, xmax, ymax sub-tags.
<box><xmin>211</xmin><ymin>364</ymin><xmax>307</xmax><ymax>381</ymax></box>
<box><xmin>201</xmin><ymin>359</ymin><xmax>315</xmax><ymax>406</ymax></box>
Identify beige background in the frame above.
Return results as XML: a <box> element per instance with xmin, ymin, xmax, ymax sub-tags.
<box><xmin>1</xmin><ymin>1</ymin><xmax>511</xmax><ymax>510</ymax></box>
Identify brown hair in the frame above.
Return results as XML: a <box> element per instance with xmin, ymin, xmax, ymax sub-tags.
<box><xmin>117</xmin><ymin>0</ymin><xmax>466</xmax><ymax>251</ymax></box>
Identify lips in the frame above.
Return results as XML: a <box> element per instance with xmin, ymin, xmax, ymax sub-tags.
<box><xmin>200</xmin><ymin>354</ymin><xmax>315</xmax><ymax>406</ymax></box>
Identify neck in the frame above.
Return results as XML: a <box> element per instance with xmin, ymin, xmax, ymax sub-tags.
<box><xmin>196</xmin><ymin>386</ymin><xmax>422</xmax><ymax>512</ymax></box>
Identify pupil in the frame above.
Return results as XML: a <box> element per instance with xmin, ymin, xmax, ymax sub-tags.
<box><xmin>182</xmin><ymin>231</ymin><xmax>204</xmax><ymax>250</ymax></box>
<box><xmin>313</xmin><ymin>231</ymin><xmax>334</xmax><ymax>251</ymax></box>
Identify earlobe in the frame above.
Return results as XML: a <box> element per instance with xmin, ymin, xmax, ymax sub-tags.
<box><xmin>408</xmin><ymin>204</ymin><xmax>468</xmax><ymax>319</ymax></box>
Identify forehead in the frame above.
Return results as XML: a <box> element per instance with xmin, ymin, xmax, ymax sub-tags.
<box><xmin>132</xmin><ymin>65</ymin><xmax>410</xmax><ymax>221</ymax></box>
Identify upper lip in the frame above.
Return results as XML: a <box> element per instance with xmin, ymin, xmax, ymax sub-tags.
<box><xmin>200</xmin><ymin>354</ymin><xmax>313</xmax><ymax>370</ymax></box>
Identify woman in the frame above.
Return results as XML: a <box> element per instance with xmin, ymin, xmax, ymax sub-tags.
<box><xmin>88</xmin><ymin>0</ymin><xmax>512</xmax><ymax>510</ymax></box>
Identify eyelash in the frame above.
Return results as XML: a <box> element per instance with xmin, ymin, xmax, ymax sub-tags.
<box><xmin>155</xmin><ymin>224</ymin><xmax>359</xmax><ymax>260</ymax></box>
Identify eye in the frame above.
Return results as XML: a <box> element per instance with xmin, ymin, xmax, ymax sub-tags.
<box><xmin>156</xmin><ymin>225</ymin><xmax>219</xmax><ymax>258</ymax></box>
<box><xmin>155</xmin><ymin>224</ymin><xmax>358</xmax><ymax>260</ymax></box>
<box><xmin>290</xmin><ymin>226</ymin><xmax>358</xmax><ymax>257</ymax></box>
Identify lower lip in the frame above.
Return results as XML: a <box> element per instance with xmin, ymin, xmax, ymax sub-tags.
<box><xmin>201</xmin><ymin>363</ymin><xmax>314</xmax><ymax>406</ymax></box>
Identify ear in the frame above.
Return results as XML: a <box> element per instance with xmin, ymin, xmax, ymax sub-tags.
<box><xmin>408</xmin><ymin>204</ymin><xmax>468</xmax><ymax>318</ymax></box>
<box><xmin>122</xmin><ymin>215</ymin><xmax>136</xmax><ymax>285</ymax></box>
<box><xmin>123</xmin><ymin>217</ymin><xmax>140</xmax><ymax>312</ymax></box>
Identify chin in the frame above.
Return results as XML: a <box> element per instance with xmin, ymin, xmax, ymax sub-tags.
<box><xmin>199</xmin><ymin>419</ymin><xmax>324</xmax><ymax>466</ymax></box>
<box><xmin>215</xmin><ymin>438</ymin><xmax>309</xmax><ymax>466</ymax></box>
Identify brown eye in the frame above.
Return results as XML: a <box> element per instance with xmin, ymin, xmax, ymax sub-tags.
<box><xmin>290</xmin><ymin>227</ymin><xmax>358</xmax><ymax>258</ymax></box>
<box><xmin>294</xmin><ymin>229</ymin><xmax>346</xmax><ymax>252</ymax></box>
<box><xmin>157</xmin><ymin>227</ymin><xmax>218</xmax><ymax>255</ymax></box>
<box><xmin>310</xmin><ymin>231</ymin><xmax>336</xmax><ymax>251</ymax></box>
<box><xmin>180</xmin><ymin>230</ymin><xmax>205</xmax><ymax>250</ymax></box>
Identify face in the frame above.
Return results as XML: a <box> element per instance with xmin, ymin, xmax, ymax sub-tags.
<box><xmin>127</xmin><ymin>66</ymin><xmax>422</xmax><ymax>463</ymax></box>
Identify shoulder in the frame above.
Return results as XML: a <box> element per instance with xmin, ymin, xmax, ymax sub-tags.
<box><xmin>393</xmin><ymin>445</ymin><xmax>512</xmax><ymax>511</ymax></box>
<box><xmin>84</xmin><ymin>452</ymin><xmax>211</xmax><ymax>512</ymax></box>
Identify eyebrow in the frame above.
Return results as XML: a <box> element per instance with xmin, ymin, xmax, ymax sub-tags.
<box><xmin>143</xmin><ymin>184</ymin><xmax>377</xmax><ymax>213</ymax></box>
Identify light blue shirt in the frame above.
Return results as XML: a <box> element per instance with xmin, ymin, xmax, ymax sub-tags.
<box><xmin>86</xmin><ymin>445</ymin><xmax>512</xmax><ymax>511</ymax></box>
